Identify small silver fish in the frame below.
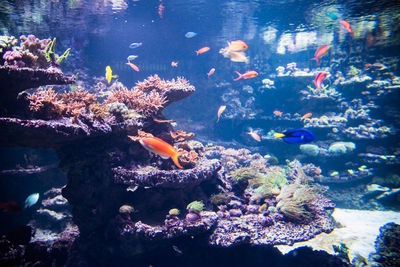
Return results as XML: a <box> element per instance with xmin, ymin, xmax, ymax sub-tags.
<box><xmin>129</xmin><ymin>42</ymin><xmax>142</xmax><ymax>49</ymax></box>
<box><xmin>127</xmin><ymin>55</ymin><xmax>138</xmax><ymax>61</ymax></box>
<box><xmin>185</xmin><ymin>32</ymin><xmax>197</xmax><ymax>38</ymax></box>
<box><xmin>24</xmin><ymin>193</ymin><xmax>39</xmax><ymax>208</ymax></box>
<box><xmin>172</xmin><ymin>245</ymin><xmax>183</xmax><ymax>254</ymax></box>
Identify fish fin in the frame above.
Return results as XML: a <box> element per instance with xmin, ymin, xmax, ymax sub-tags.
<box><xmin>273</xmin><ymin>133</ymin><xmax>285</xmax><ymax>139</ymax></box>
<box><xmin>171</xmin><ymin>152</ymin><xmax>185</xmax><ymax>169</ymax></box>
<box><xmin>233</xmin><ymin>71</ymin><xmax>242</xmax><ymax>81</ymax></box>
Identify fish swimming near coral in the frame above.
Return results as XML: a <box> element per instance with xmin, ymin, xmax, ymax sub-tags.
<box><xmin>24</xmin><ymin>193</ymin><xmax>39</xmax><ymax>208</ymax></box>
<box><xmin>0</xmin><ymin>201</ymin><xmax>22</xmax><ymax>213</ymax></box>
<box><xmin>340</xmin><ymin>20</ymin><xmax>354</xmax><ymax>35</ymax></box>
<box><xmin>233</xmin><ymin>70</ymin><xmax>258</xmax><ymax>81</ymax></box>
<box><xmin>247</xmin><ymin>128</ymin><xmax>261</xmax><ymax>142</ymax></box>
<box><xmin>171</xmin><ymin>61</ymin><xmax>178</xmax><ymax>67</ymax></box>
<box><xmin>273</xmin><ymin>110</ymin><xmax>283</xmax><ymax>116</ymax></box>
<box><xmin>130</xmin><ymin>136</ymin><xmax>184</xmax><ymax>169</ymax></box>
<box><xmin>300</xmin><ymin>112</ymin><xmax>312</xmax><ymax>121</ymax></box>
<box><xmin>311</xmin><ymin>45</ymin><xmax>330</xmax><ymax>65</ymax></box>
<box><xmin>273</xmin><ymin>129</ymin><xmax>315</xmax><ymax>144</ymax></box>
<box><xmin>105</xmin><ymin>66</ymin><xmax>117</xmax><ymax>84</ymax></box>
<box><xmin>314</xmin><ymin>72</ymin><xmax>328</xmax><ymax>89</ymax></box>
<box><xmin>227</xmin><ymin>40</ymin><xmax>248</xmax><ymax>52</ymax></box>
<box><xmin>195</xmin><ymin>46</ymin><xmax>210</xmax><ymax>55</ymax></box>
<box><xmin>126</xmin><ymin>62</ymin><xmax>140</xmax><ymax>72</ymax></box>
<box><xmin>217</xmin><ymin>105</ymin><xmax>226</xmax><ymax>123</ymax></box>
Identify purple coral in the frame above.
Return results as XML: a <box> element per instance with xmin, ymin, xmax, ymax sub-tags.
<box><xmin>3</xmin><ymin>50</ymin><xmax>24</xmax><ymax>67</ymax></box>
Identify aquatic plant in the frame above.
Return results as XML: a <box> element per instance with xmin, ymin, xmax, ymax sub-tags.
<box><xmin>276</xmin><ymin>184</ymin><xmax>316</xmax><ymax>221</ymax></box>
<box><xmin>246</xmin><ymin>166</ymin><xmax>288</xmax><ymax>203</ymax></box>
<box><xmin>186</xmin><ymin>200</ymin><xmax>204</xmax><ymax>214</ymax></box>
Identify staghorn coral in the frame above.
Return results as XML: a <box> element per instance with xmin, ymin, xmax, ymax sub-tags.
<box><xmin>28</xmin><ymin>88</ymin><xmax>97</xmax><ymax>119</ymax></box>
<box><xmin>27</xmin><ymin>88</ymin><xmax>64</xmax><ymax>119</ymax></box>
<box><xmin>106</xmin><ymin>75</ymin><xmax>194</xmax><ymax>117</ymax></box>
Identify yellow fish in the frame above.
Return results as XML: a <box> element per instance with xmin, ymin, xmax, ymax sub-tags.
<box><xmin>105</xmin><ymin>66</ymin><xmax>117</xmax><ymax>84</ymax></box>
<box><xmin>347</xmin><ymin>169</ymin><xmax>355</xmax><ymax>175</ymax></box>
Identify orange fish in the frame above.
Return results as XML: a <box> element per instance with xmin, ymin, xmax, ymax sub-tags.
<box><xmin>314</xmin><ymin>72</ymin><xmax>328</xmax><ymax>89</ymax></box>
<box><xmin>131</xmin><ymin>136</ymin><xmax>184</xmax><ymax>169</ymax></box>
<box><xmin>0</xmin><ymin>201</ymin><xmax>22</xmax><ymax>213</ymax></box>
<box><xmin>233</xmin><ymin>70</ymin><xmax>258</xmax><ymax>81</ymax></box>
<box><xmin>207</xmin><ymin>68</ymin><xmax>215</xmax><ymax>77</ymax></box>
<box><xmin>126</xmin><ymin>62</ymin><xmax>140</xmax><ymax>72</ymax></box>
<box><xmin>273</xmin><ymin>110</ymin><xmax>282</xmax><ymax>116</ymax></box>
<box><xmin>228</xmin><ymin>40</ymin><xmax>248</xmax><ymax>52</ymax></box>
<box><xmin>158</xmin><ymin>0</ymin><xmax>164</xmax><ymax>19</ymax></box>
<box><xmin>217</xmin><ymin>105</ymin><xmax>226</xmax><ymax>123</ymax></box>
<box><xmin>340</xmin><ymin>20</ymin><xmax>354</xmax><ymax>35</ymax></box>
<box><xmin>247</xmin><ymin>129</ymin><xmax>261</xmax><ymax>142</ymax></box>
<box><xmin>300</xmin><ymin>112</ymin><xmax>312</xmax><ymax>120</ymax></box>
<box><xmin>195</xmin><ymin>46</ymin><xmax>210</xmax><ymax>55</ymax></box>
<box><xmin>171</xmin><ymin>61</ymin><xmax>178</xmax><ymax>67</ymax></box>
<box><xmin>311</xmin><ymin>45</ymin><xmax>330</xmax><ymax>65</ymax></box>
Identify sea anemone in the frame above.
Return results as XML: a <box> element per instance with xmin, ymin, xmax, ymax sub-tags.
<box><xmin>186</xmin><ymin>200</ymin><xmax>205</xmax><ymax>214</ymax></box>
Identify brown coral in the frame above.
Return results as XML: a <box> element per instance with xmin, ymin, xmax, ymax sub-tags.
<box><xmin>59</xmin><ymin>90</ymin><xmax>96</xmax><ymax>117</ymax></box>
<box><xmin>169</xmin><ymin>130</ymin><xmax>194</xmax><ymax>142</ymax></box>
<box><xmin>178</xmin><ymin>150</ymin><xmax>199</xmax><ymax>169</ymax></box>
<box><xmin>27</xmin><ymin>88</ymin><xmax>64</xmax><ymax>119</ymax></box>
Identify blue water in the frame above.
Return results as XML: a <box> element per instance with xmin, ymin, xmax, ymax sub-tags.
<box><xmin>1</xmin><ymin>0</ymin><xmax>400</xmax><ymax>265</ymax></box>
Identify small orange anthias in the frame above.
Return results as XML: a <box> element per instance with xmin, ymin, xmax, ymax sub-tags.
<box><xmin>195</xmin><ymin>46</ymin><xmax>210</xmax><ymax>55</ymax></box>
<box><xmin>311</xmin><ymin>45</ymin><xmax>330</xmax><ymax>65</ymax></box>
<box><xmin>227</xmin><ymin>40</ymin><xmax>248</xmax><ymax>52</ymax></box>
<box><xmin>233</xmin><ymin>70</ymin><xmax>258</xmax><ymax>81</ymax></box>
<box><xmin>129</xmin><ymin>136</ymin><xmax>184</xmax><ymax>169</ymax></box>
<box><xmin>314</xmin><ymin>72</ymin><xmax>328</xmax><ymax>89</ymax></box>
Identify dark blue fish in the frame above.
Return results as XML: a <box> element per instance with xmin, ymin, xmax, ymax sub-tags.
<box><xmin>274</xmin><ymin>129</ymin><xmax>315</xmax><ymax>144</ymax></box>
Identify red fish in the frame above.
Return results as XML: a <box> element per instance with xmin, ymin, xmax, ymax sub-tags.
<box><xmin>0</xmin><ymin>201</ymin><xmax>22</xmax><ymax>213</ymax></box>
<box><xmin>233</xmin><ymin>70</ymin><xmax>258</xmax><ymax>81</ymax></box>
<box><xmin>340</xmin><ymin>20</ymin><xmax>354</xmax><ymax>35</ymax></box>
<box><xmin>273</xmin><ymin>110</ymin><xmax>282</xmax><ymax>116</ymax></box>
<box><xmin>207</xmin><ymin>68</ymin><xmax>215</xmax><ymax>77</ymax></box>
<box><xmin>314</xmin><ymin>72</ymin><xmax>328</xmax><ymax>89</ymax></box>
<box><xmin>131</xmin><ymin>136</ymin><xmax>184</xmax><ymax>169</ymax></box>
<box><xmin>158</xmin><ymin>0</ymin><xmax>164</xmax><ymax>19</ymax></box>
<box><xmin>196</xmin><ymin>46</ymin><xmax>210</xmax><ymax>55</ymax></box>
<box><xmin>126</xmin><ymin>62</ymin><xmax>140</xmax><ymax>72</ymax></box>
<box><xmin>311</xmin><ymin>45</ymin><xmax>330</xmax><ymax>65</ymax></box>
<box><xmin>300</xmin><ymin>112</ymin><xmax>312</xmax><ymax>120</ymax></box>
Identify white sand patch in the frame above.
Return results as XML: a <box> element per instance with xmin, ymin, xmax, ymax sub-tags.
<box><xmin>276</xmin><ymin>208</ymin><xmax>400</xmax><ymax>263</ymax></box>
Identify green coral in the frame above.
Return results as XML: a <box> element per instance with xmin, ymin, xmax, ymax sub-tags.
<box><xmin>187</xmin><ymin>201</ymin><xmax>204</xmax><ymax>214</ymax></box>
<box><xmin>0</xmin><ymin>35</ymin><xmax>17</xmax><ymax>55</ymax></box>
<box><xmin>246</xmin><ymin>167</ymin><xmax>288</xmax><ymax>203</ymax></box>
<box><xmin>168</xmin><ymin>208</ymin><xmax>180</xmax><ymax>216</ymax></box>
<box><xmin>276</xmin><ymin>184</ymin><xmax>316</xmax><ymax>221</ymax></box>
<box><xmin>44</xmin><ymin>37</ymin><xmax>70</xmax><ymax>64</ymax></box>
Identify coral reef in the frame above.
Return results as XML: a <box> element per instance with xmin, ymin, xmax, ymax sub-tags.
<box><xmin>370</xmin><ymin>222</ymin><xmax>400</xmax><ymax>266</ymax></box>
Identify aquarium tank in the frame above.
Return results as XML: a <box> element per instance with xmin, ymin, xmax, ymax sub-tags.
<box><xmin>0</xmin><ymin>0</ymin><xmax>399</xmax><ymax>266</ymax></box>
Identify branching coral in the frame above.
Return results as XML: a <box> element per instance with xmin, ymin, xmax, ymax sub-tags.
<box><xmin>169</xmin><ymin>130</ymin><xmax>194</xmax><ymax>143</ymax></box>
<box><xmin>27</xmin><ymin>88</ymin><xmax>97</xmax><ymax>119</ymax></box>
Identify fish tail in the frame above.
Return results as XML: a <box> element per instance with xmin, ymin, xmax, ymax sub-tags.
<box><xmin>273</xmin><ymin>133</ymin><xmax>285</xmax><ymax>139</ymax></box>
<box><xmin>195</xmin><ymin>50</ymin><xmax>199</xmax><ymax>55</ymax></box>
<box><xmin>233</xmin><ymin>71</ymin><xmax>242</xmax><ymax>81</ymax></box>
<box><xmin>311</xmin><ymin>57</ymin><xmax>320</xmax><ymax>65</ymax></box>
<box><xmin>171</xmin><ymin>152</ymin><xmax>185</xmax><ymax>169</ymax></box>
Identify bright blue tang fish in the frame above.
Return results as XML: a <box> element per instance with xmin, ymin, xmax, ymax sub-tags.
<box><xmin>327</xmin><ymin>13</ymin><xmax>338</xmax><ymax>20</ymax></box>
<box><xmin>129</xmin><ymin>42</ymin><xmax>142</xmax><ymax>49</ymax></box>
<box><xmin>24</xmin><ymin>193</ymin><xmax>39</xmax><ymax>208</ymax></box>
<box><xmin>274</xmin><ymin>129</ymin><xmax>315</xmax><ymax>144</ymax></box>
